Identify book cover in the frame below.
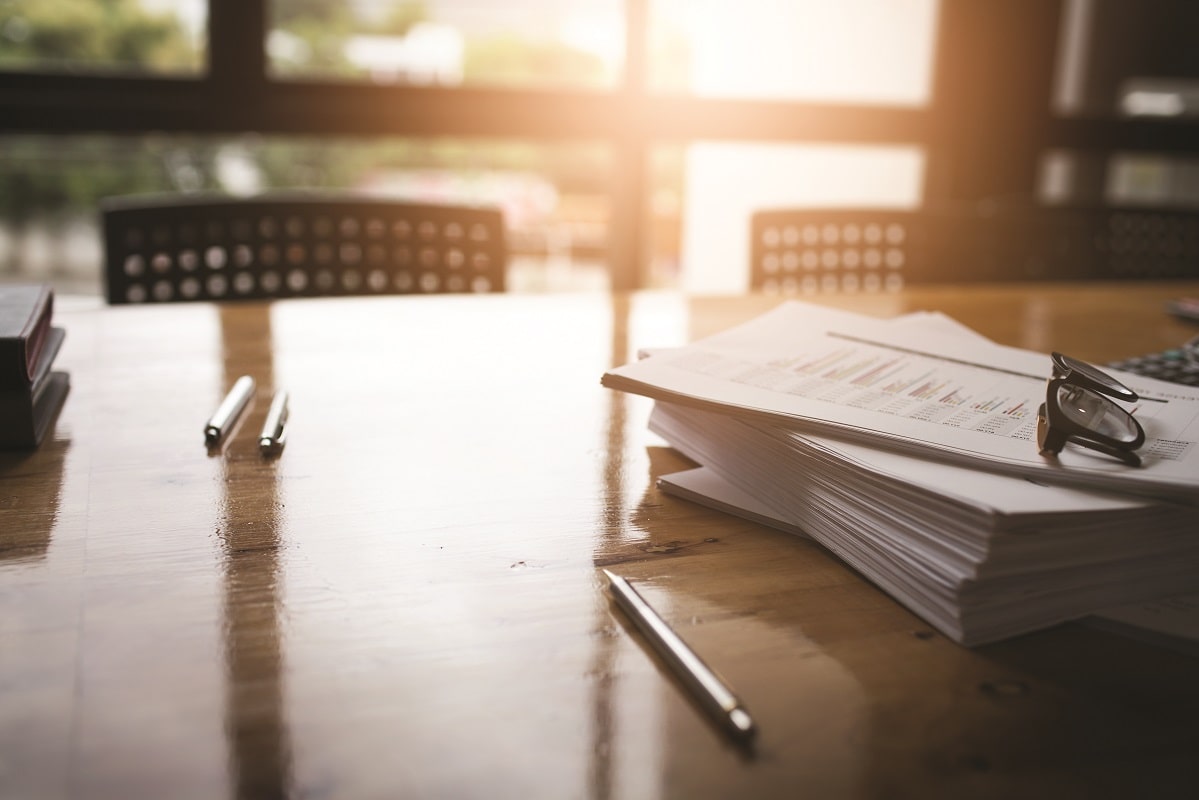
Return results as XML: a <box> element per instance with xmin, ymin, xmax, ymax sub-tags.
<box><xmin>0</xmin><ymin>326</ymin><xmax>69</xmax><ymax>449</ymax></box>
<box><xmin>0</xmin><ymin>284</ymin><xmax>54</xmax><ymax>388</ymax></box>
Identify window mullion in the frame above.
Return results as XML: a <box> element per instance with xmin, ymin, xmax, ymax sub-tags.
<box><xmin>208</xmin><ymin>0</ymin><xmax>267</xmax><ymax>94</ymax></box>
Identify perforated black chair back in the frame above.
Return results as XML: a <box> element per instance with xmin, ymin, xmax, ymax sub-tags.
<box><xmin>102</xmin><ymin>193</ymin><xmax>507</xmax><ymax>304</ymax></box>
<box><xmin>751</xmin><ymin>209</ymin><xmax>928</xmax><ymax>294</ymax></box>
<box><xmin>995</xmin><ymin>206</ymin><xmax>1199</xmax><ymax>281</ymax></box>
<box><xmin>750</xmin><ymin>205</ymin><xmax>1199</xmax><ymax>293</ymax></box>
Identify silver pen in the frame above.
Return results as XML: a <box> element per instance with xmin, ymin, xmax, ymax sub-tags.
<box><xmin>204</xmin><ymin>375</ymin><xmax>255</xmax><ymax>447</ymax></box>
<box><xmin>602</xmin><ymin>569</ymin><xmax>756</xmax><ymax>743</ymax></box>
<box><xmin>258</xmin><ymin>390</ymin><xmax>289</xmax><ymax>455</ymax></box>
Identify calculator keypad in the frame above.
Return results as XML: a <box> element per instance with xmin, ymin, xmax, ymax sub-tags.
<box><xmin>1108</xmin><ymin>337</ymin><xmax>1199</xmax><ymax>387</ymax></box>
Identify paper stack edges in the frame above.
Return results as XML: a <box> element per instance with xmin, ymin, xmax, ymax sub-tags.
<box><xmin>602</xmin><ymin>303</ymin><xmax>1199</xmax><ymax>646</ymax></box>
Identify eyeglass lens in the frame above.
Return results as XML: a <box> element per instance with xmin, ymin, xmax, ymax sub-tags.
<box><xmin>1054</xmin><ymin>384</ymin><xmax>1141</xmax><ymax>444</ymax></box>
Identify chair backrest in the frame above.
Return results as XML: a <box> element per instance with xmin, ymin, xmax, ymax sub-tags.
<box><xmin>750</xmin><ymin>205</ymin><xmax>1199</xmax><ymax>293</ymax></box>
<box><xmin>990</xmin><ymin>206</ymin><xmax>1199</xmax><ymax>281</ymax></box>
<box><xmin>102</xmin><ymin>193</ymin><xmax>507</xmax><ymax>304</ymax></box>
<box><xmin>751</xmin><ymin>209</ymin><xmax>928</xmax><ymax>294</ymax></box>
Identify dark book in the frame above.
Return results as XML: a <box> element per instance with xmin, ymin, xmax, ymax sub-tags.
<box><xmin>0</xmin><ymin>326</ymin><xmax>69</xmax><ymax>449</ymax></box>
<box><xmin>0</xmin><ymin>284</ymin><xmax>54</xmax><ymax>389</ymax></box>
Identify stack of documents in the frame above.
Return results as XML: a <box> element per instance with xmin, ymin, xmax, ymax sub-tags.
<box><xmin>602</xmin><ymin>303</ymin><xmax>1199</xmax><ymax>646</ymax></box>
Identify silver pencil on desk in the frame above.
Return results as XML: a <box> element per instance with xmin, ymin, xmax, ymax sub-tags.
<box><xmin>204</xmin><ymin>375</ymin><xmax>255</xmax><ymax>447</ymax></box>
<box><xmin>259</xmin><ymin>390</ymin><xmax>289</xmax><ymax>455</ymax></box>
<box><xmin>602</xmin><ymin>569</ymin><xmax>757</xmax><ymax>744</ymax></box>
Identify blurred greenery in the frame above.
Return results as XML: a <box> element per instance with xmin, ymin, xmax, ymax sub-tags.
<box><xmin>0</xmin><ymin>0</ymin><xmax>202</xmax><ymax>271</ymax></box>
<box><xmin>0</xmin><ymin>0</ymin><xmax>200</xmax><ymax>72</ymax></box>
<box><xmin>0</xmin><ymin>1</ymin><xmax>631</xmax><ymax>276</ymax></box>
<box><xmin>269</xmin><ymin>1</ymin><xmax>428</xmax><ymax>77</ymax></box>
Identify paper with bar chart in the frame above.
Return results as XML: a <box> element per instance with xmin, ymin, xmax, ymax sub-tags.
<box><xmin>602</xmin><ymin>301</ymin><xmax>1199</xmax><ymax>501</ymax></box>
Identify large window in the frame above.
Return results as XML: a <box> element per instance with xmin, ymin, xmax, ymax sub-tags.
<box><xmin>2</xmin><ymin>1</ymin><xmax>1197</xmax><ymax>295</ymax></box>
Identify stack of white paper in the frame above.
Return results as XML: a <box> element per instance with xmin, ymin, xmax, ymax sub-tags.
<box><xmin>604</xmin><ymin>302</ymin><xmax>1199</xmax><ymax>502</ymax></box>
<box><xmin>602</xmin><ymin>303</ymin><xmax>1199</xmax><ymax>646</ymax></box>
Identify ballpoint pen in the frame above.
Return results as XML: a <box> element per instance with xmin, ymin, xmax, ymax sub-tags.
<box><xmin>602</xmin><ymin>569</ymin><xmax>757</xmax><ymax>744</ymax></box>
<box><xmin>204</xmin><ymin>375</ymin><xmax>255</xmax><ymax>447</ymax></box>
<box><xmin>258</xmin><ymin>390</ymin><xmax>289</xmax><ymax>455</ymax></box>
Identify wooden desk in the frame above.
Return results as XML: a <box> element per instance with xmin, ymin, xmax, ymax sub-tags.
<box><xmin>3</xmin><ymin>283</ymin><xmax>1198</xmax><ymax>799</ymax></box>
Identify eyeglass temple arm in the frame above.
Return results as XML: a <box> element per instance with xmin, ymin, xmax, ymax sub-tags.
<box><xmin>1049</xmin><ymin>434</ymin><xmax>1143</xmax><ymax>468</ymax></box>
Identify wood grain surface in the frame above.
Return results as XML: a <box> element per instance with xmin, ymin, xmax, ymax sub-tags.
<box><xmin>2</xmin><ymin>283</ymin><xmax>1198</xmax><ymax>799</ymax></box>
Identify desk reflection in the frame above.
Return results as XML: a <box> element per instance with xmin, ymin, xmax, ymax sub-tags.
<box><xmin>0</xmin><ymin>443</ymin><xmax>66</xmax><ymax>564</ymax></box>
<box><xmin>588</xmin><ymin>292</ymin><xmax>630</xmax><ymax>800</ymax></box>
<box><xmin>216</xmin><ymin>306</ymin><xmax>293</xmax><ymax>799</ymax></box>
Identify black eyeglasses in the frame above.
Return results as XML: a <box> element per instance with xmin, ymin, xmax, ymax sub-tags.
<box><xmin>1036</xmin><ymin>352</ymin><xmax>1145</xmax><ymax>467</ymax></box>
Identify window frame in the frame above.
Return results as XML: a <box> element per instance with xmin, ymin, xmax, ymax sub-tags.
<box><xmin>2</xmin><ymin>0</ymin><xmax>1197</xmax><ymax>290</ymax></box>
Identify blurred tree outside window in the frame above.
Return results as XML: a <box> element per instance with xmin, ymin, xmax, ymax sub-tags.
<box><xmin>0</xmin><ymin>0</ymin><xmax>939</xmax><ymax>295</ymax></box>
<box><xmin>0</xmin><ymin>0</ymin><xmax>204</xmax><ymax>291</ymax></box>
<box><xmin>0</xmin><ymin>1</ymin><xmax>622</xmax><ymax>293</ymax></box>
<box><xmin>268</xmin><ymin>0</ymin><xmax>622</xmax><ymax>88</ymax></box>
<box><xmin>0</xmin><ymin>0</ymin><xmax>204</xmax><ymax>74</ymax></box>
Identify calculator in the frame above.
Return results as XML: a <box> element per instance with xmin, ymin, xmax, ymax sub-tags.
<box><xmin>1107</xmin><ymin>336</ymin><xmax>1199</xmax><ymax>387</ymax></box>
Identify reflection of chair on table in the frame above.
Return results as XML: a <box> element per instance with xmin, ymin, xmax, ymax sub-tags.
<box><xmin>102</xmin><ymin>192</ymin><xmax>507</xmax><ymax>304</ymax></box>
<box><xmin>750</xmin><ymin>205</ymin><xmax>1199</xmax><ymax>294</ymax></box>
